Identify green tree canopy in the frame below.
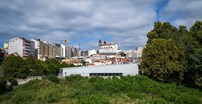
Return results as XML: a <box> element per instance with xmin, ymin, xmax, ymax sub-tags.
<box><xmin>141</xmin><ymin>39</ymin><xmax>187</xmax><ymax>82</ymax></box>
<box><xmin>142</xmin><ymin>21</ymin><xmax>202</xmax><ymax>88</ymax></box>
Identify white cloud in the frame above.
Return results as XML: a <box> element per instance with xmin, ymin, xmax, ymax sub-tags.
<box><xmin>3</xmin><ymin>0</ymin><xmax>201</xmax><ymax>49</ymax></box>
<box><xmin>160</xmin><ymin>0</ymin><xmax>202</xmax><ymax>28</ymax></box>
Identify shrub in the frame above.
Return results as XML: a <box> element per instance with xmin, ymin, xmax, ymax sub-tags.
<box><xmin>78</xmin><ymin>94</ymin><xmax>110</xmax><ymax>104</ymax></box>
<box><xmin>175</xmin><ymin>94</ymin><xmax>201</xmax><ymax>104</ymax></box>
<box><xmin>8</xmin><ymin>77</ymin><xmax>18</xmax><ymax>86</ymax></box>
<box><xmin>65</xmin><ymin>74</ymin><xmax>82</xmax><ymax>83</ymax></box>
<box><xmin>0</xmin><ymin>77</ymin><xmax>7</xmax><ymax>94</ymax></box>
<box><xmin>45</xmin><ymin>75</ymin><xmax>60</xmax><ymax>83</ymax></box>
<box><xmin>153</xmin><ymin>98</ymin><xmax>167</xmax><ymax>104</ymax></box>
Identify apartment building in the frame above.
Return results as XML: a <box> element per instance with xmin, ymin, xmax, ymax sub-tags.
<box><xmin>32</xmin><ymin>39</ymin><xmax>64</xmax><ymax>60</ymax></box>
<box><xmin>8</xmin><ymin>37</ymin><xmax>35</xmax><ymax>57</ymax></box>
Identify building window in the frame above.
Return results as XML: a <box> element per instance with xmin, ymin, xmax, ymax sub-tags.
<box><xmin>89</xmin><ymin>73</ymin><xmax>122</xmax><ymax>76</ymax></box>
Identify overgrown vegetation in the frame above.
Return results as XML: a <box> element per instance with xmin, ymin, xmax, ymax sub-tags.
<box><xmin>0</xmin><ymin>55</ymin><xmax>75</xmax><ymax>95</ymax></box>
<box><xmin>1</xmin><ymin>55</ymin><xmax>75</xmax><ymax>79</ymax></box>
<box><xmin>0</xmin><ymin>75</ymin><xmax>201</xmax><ymax>104</ymax></box>
<box><xmin>141</xmin><ymin>21</ymin><xmax>202</xmax><ymax>88</ymax></box>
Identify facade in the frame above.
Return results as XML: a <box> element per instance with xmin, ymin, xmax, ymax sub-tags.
<box><xmin>3</xmin><ymin>42</ymin><xmax>8</xmax><ymax>54</ymax></box>
<box><xmin>125</xmin><ymin>50</ymin><xmax>137</xmax><ymax>58</ymax></box>
<box><xmin>31</xmin><ymin>39</ymin><xmax>49</xmax><ymax>60</ymax></box>
<box><xmin>48</xmin><ymin>43</ymin><xmax>57</xmax><ymax>58</ymax></box>
<box><xmin>8</xmin><ymin>37</ymin><xmax>35</xmax><ymax>57</ymax></box>
<box><xmin>60</xmin><ymin>44</ymin><xmax>66</xmax><ymax>57</ymax></box>
<box><xmin>98</xmin><ymin>40</ymin><xmax>119</xmax><ymax>54</ymax></box>
<box><xmin>136</xmin><ymin>47</ymin><xmax>143</xmax><ymax>58</ymax></box>
<box><xmin>31</xmin><ymin>39</ymin><xmax>40</xmax><ymax>59</ymax></box>
<box><xmin>32</xmin><ymin>39</ymin><xmax>65</xmax><ymax>60</ymax></box>
<box><xmin>65</xmin><ymin>46</ymin><xmax>72</xmax><ymax>58</ymax></box>
<box><xmin>39</xmin><ymin>41</ymin><xmax>49</xmax><ymax>60</ymax></box>
<box><xmin>65</xmin><ymin>46</ymin><xmax>79</xmax><ymax>58</ymax></box>
<box><xmin>71</xmin><ymin>47</ymin><xmax>79</xmax><ymax>57</ymax></box>
<box><xmin>59</xmin><ymin>63</ymin><xmax>138</xmax><ymax>77</ymax></box>
<box><xmin>62</xmin><ymin>59</ymin><xmax>82</xmax><ymax>66</ymax></box>
<box><xmin>55</xmin><ymin>44</ymin><xmax>61</xmax><ymax>57</ymax></box>
<box><xmin>88</xmin><ymin>49</ymin><xmax>97</xmax><ymax>56</ymax></box>
<box><xmin>80</xmin><ymin>50</ymin><xmax>88</xmax><ymax>56</ymax></box>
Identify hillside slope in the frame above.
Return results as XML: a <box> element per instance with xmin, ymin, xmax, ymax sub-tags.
<box><xmin>0</xmin><ymin>75</ymin><xmax>202</xmax><ymax>104</ymax></box>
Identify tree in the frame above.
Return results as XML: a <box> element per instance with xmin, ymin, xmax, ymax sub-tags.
<box><xmin>186</xmin><ymin>21</ymin><xmax>202</xmax><ymax>87</ymax></box>
<box><xmin>120</xmin><ymin>52</ymin><xmax>126</xmax><ymax>57</ymax></box>
<box><xmin>24</xmin><ymin>55</ymin><xmax>40</xmax><ymax>76</ymax></box>
<box><xmin>190</xmin><ymin>21</ymin><xmax>202</xmax><ymax>45</ymax></box>
<box><xmin>140</xmin><ymin>39</ymin><xmax>187</xmax><ymax>82</ymax></box>
<box><xmin>1</xmin><ymin>56</ymin><xmax>26</xmax><ymax>78</ymax></box>
<box><xmin>147</xmin><ymin>22</ymin><xmax>178</xmax><ymax>43</ymax></box>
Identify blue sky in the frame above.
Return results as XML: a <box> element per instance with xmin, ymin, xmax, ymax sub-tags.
<box><xmin>0</xmin><ymin>0</ymin><xmax>202</xmax><ymax>50</ymax></box>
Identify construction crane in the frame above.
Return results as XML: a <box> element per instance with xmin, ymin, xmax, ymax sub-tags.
<box><xmin>61</xmin><ymin>39</ymin><xmax>70</xmax><ymax>46</ymax></box>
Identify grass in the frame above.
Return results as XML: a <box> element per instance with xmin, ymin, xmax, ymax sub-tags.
<box><xmin>0</xmin><ymin>75</ymin><xmax>202</xmax><ymax>104</ymax></box>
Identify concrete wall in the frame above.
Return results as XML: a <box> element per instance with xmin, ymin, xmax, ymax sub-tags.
<box><xmin>59</xmin><ymin>63</ymin><xmax>139</xmax><ymax>77</ymax></box>
<box><xmin>16</xmin><ymin>76</ymin><xmax>42</xmax><ymax>85</ymax></box>
<box><xmin>8</xmin><ymin>37</ymin><xmax>23</xmax><ymax>57</ymax></box>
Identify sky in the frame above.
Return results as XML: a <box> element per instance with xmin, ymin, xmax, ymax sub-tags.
<box><xmin>0</xmin><ymin>0</ymin><xmax>202</xmax><ymax>50</ymax></box>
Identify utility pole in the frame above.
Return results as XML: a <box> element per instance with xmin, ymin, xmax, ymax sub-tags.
<box><xmin>78</xmin><ymin>43</ymin><xmax>80</xmax><ymax>56</ymax></box>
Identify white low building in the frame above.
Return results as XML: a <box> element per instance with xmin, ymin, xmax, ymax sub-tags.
<box><xmin>58</xmin><ymin>63</ymin><xmax>139</xmax><ymax>77</ymax></box>
<box><xmin>88</xmin><ymin>49</ymin><xmax>97</xmax><ymax>56</ymax></box>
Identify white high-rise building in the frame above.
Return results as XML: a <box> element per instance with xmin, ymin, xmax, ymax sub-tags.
<box><xmin>61</xmin><ymin>44</ymin><xmax>66</xmax><ymax>57</ymax></box>
<box><xmin>125</xmin><ymin>50</ymin><xmax>137</xmax><ymax>58</ymax></box>
<box><xmin>8</xmin><ymin>37</ymin><xmax>35</xmax><ymax>57</ymax></box>
<box><xmin>136</xmin><ymin>47</ymin><xmax>143</xmax><ymax>58</ymax></box>
<box><xmin>31</xmin><ymin>39</ymin><xmax>40</xmax><ymax>59</ymax></box>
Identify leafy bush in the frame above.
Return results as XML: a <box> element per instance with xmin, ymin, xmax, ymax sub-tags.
<box><xmin>78</xmin><ymin>94</ymin><xmax>110</xmax><ymax>104</ymax></box>
<box><xmin>153</xmin><ymin>98</ymin><xmax>168</xmax><ymax>104</ymax></box>
<box><xmin>1</xmin><ymin>55</ymin><xmax>76</xmax><ymax>79</ymax></box>
<box><xmin>1</xmin><ymin>75</ymin><xmax>202</xmax><ymax>104</ymax></box>
<box><xmin>45</xmin><ymin>75</ymin><xmax>60</xmax><ymax>83</ymax></box>
<box><xmin>0</xmin><ymin>77</ymin><xmax>7</xmax><ymax>94</ymax></box>
<box><xmin>65</xmin><ymin>74</ymin><xmax>83</xmax><ymax>83</ymax></box>
<box><xmin>8</xmin><ymin>77</ymin><xmax>18</xmax><ymax>86</ymax></box>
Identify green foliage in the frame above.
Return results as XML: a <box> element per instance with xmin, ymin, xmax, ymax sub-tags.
<box><xmin>0</xmin><ymin>77</ymin><xmax>7</xmax><ymax>94</ymax></box>
<box><xmin>141</xmin><ymin>38</ymin><xmax>187</xmax><ymax>82</ymax></box>
<box><xmin>78</xmin><ymin>94</ymin><xmax>110</xmax><ymax>104</ymax></box>
<box><xmin>147</xmin><ymin>22</ymin><xmax>177</xmax><ymax>43</ymax></box>
<box><xmin>120</xmin><ymin>52</ymin><xmax>126</xmax><ymax>57</ymax></box>
<box><xmin>44</xmin><ymin>75</ymin><xmax>60</xmax><ymax>83</ymax></box>
<box><xmin>0</xmin><ymin>75</ymin><xmax>201</xmax><ymax>104</ymax></box>
<box><xmin>1</xmin><ymin>55</ymin><xmax>75</xmax><ymax>79</ymax></box>
<box><xmin>142</xmin><ymin>21</ymin><xmax>202</xmax><ymax>88</ymax></box>
<box><xmin>2</xmin><ymin>56</ymin><xmax>25</xmax><ymax>78</ymax></box>
<box><xmin>65</xmin><ymin>74</ymin><xmax>83</xmax><ymax>83</ymax></box>
<box><xmin>8</xmin><ymin>77</ymin><xmax>18</xmax><ymax>86</ymax></box>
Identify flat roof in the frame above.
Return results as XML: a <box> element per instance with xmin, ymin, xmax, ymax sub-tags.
<box><xmin>60</xmin><ymin>63</ymin><xmax>139</xmax><ymax>74</ymax></box>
